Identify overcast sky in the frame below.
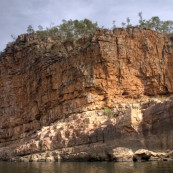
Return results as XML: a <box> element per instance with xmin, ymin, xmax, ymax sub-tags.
<box><xmin>0</xmin><ymin>0</ymin><xmax>173</xmax><ymax>51</ymax></box>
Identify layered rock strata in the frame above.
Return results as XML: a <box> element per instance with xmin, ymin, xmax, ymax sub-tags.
<box><xmin>0</xmin><ymin>28</ymin><xmax>173</xmax><ymax>161</ymax></box>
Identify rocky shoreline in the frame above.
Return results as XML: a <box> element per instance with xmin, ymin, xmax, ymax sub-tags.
<box><xmin>9</xmin><ymin>148</ymin><xmax>173</xmax><ymax>162</ymax></box>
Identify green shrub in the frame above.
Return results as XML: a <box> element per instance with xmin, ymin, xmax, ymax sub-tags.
<box><xmin>103</xmin><ymin>107</ymin><xmax>114</xmax><ymax>118</ymax></box>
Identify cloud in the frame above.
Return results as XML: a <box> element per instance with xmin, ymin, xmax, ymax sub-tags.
<box><xmin>0</xmin><ymin>0</ymin><xmax>173</xmax><ymax>50</ymax></box>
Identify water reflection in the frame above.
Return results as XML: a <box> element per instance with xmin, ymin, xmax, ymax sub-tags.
<box><xmin>1</xmin><ymin>161</ymin><xmax>173</xmax><ymax>173</ymax></box>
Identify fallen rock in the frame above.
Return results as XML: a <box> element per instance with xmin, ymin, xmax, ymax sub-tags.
<box><xmin>112</xmin><ymin>147</ymin><xmax>134</xmax><ymax>161</ymax></box>
<box><xmin>133</xmin><ymin>149</ymin><xmax>151</xmax><ymax>161</ymax></box>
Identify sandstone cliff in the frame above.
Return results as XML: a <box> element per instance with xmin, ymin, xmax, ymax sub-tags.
<box><xmin>0</xmin><ymin>28</ymin><xmax>173</xmax><ymax>161</ymax></box>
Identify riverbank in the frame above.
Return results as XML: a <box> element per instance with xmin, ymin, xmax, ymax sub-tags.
<box><xmin>9</xmin><ymin>148</ymin><xmax>173</xmax><ymax>162</ymax></box>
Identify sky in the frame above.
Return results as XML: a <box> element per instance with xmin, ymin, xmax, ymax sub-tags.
<box><xmin>0</xmin><ymin>0</ymin><xmax>173</xmax><ymax>51</ymax></box>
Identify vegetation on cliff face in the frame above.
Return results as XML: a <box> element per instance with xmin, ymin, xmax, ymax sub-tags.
<box><xmin>137</xmin><ymin>12</ymin><xmax>173</xmax><ymax>36</ymax></box>
<box><xmin>113</xmin><ymin>13</ymin><xmax>173</xmax><ymax>36</ymax></box>
<box><xmin>27</xmin><ymin>19</ymin><xmax>98</xmax><ymax>42</ymax></box>
<box><xmin>29</xmin><ymin>14</ymin><xmax>173</xmax><ymax>42</ymax></box>
<box><xmin>0</xmin><ymin>19</ymin><xmax>98</xmax><ymax>56</ymax></box>
<box><xmin>0</xmin><ymin>13</ymin><xmax>173</xmax><ymax>56</ymax></box>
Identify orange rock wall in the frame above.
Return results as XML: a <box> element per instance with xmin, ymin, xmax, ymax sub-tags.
<box><xmin>0</xmin><ymin>28</ymin><xmax>173</xmax><ymax>160</ymax></box>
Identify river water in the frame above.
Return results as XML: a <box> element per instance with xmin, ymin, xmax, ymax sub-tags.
<box><xmin>0</xmin><ymin>161</ymin><xmax>173</xmax><ymax>173</ymax></box>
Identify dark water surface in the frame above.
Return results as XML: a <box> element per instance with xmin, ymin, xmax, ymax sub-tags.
<box><xmin>0</xmin><ymin>161</ymin><xmax>173</xmax><ymax>173</ymax></box>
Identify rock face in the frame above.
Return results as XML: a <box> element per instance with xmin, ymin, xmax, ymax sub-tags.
<box><xmin>0</xmin><ymin>28</ymin><xmax>173</xmax><ymax>161</ymax></box>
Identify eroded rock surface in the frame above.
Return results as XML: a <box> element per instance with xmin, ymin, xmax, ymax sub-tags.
<box><xmin>0</xmin><ymin>28</ymin><xmax>173</xmax><ymax>161</ymax></box>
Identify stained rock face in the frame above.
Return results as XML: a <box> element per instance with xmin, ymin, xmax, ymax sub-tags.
<box><xmin>0</xmin><ymin>28</ymin><xmax>173</xmax><ymax>161</ymax></box>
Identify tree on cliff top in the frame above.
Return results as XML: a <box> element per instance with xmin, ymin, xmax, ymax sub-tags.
<box><xmin>34</xmin><ymin>19</ymin><xmax>98</xmax><ymax>42</ymax></box>
<box><xmin>58</xmin><ymin>19</ymin><xmax>98</xmax><ymax>40</ymax></box>
<box><xmin>27</xmin><ymin>25</ymin><xmax>35</xmax><ymax>34</ymax></box>
<box><xmin>137</xmin><ymin>12</ymin><xmax>173</xmax><ymax>35</ymax></box>
<box><xmin>28</xmin><ymin>16</ymin><xmax>173</xmax><ymax>42</ymax></box>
